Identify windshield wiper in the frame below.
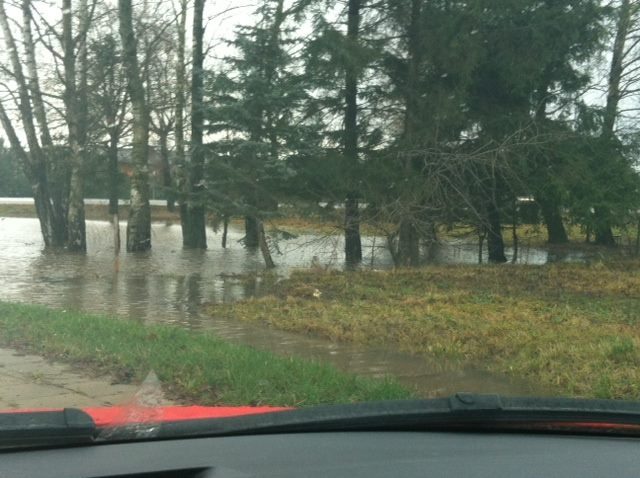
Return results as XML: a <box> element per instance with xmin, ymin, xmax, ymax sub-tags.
<box><xmin>102</xmin><ymin>393</ymin><xmax>640</xmax><ymax>441</ymax></box>
<box><xmin>0</xmin><ymin>409</ymin><xmax>95</xmax><ymax>449</ymax></box>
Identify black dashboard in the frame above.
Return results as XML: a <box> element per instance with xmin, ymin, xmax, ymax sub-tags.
<box><xmin>2</xmin><ymin>431</ymin><xmax>640</xmax><ymax>478</ymax></box>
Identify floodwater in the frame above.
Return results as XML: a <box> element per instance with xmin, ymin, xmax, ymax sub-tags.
<box><xmin>0</xmin><ymin>217</ymin><xmax>564</xmax><ymax>397</ymax></box>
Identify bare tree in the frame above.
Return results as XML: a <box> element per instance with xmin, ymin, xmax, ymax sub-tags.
<box><xmin>63</xmin><ymin>0</ymin><xmax>93</xmax><ymax>251</ymax></box>
<box><xmin>595</xmin><ymin>0</ymin><xmax>640</xmax><ymax>246</ymax></box>
<box><xmin>119</xmin><ymin>0</ymin><xmax>152</xmax><ymax>251</ymax></box>
<box><xmin>0</xmin><ymin>0</ymin><xmax>67</xmax><ymax>248</ymax></box>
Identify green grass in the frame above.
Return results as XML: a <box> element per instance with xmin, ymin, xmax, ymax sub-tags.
<box><xmin>0</xmin><ymin>302</ymin><xmax>411</xmax><ymax>407</ymax></box>
<box><xmin>208</xmin><ymin>262</ymin><xmax>640</xmax><ymax>401</ymax></box>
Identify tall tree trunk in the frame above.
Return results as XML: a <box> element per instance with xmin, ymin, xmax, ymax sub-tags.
<box><xmin>343</xmin><ymin>0</ymin><xmax>363</xmax><ymax>265</ymax></box>
<box><xmin>398</xmin><ymin>219</ymin><xmax>420</xmax><ymax>267</ymax></box>
<box><xmin>244</xmin><ymin>215</ymin><xmax>260</xmax><ymax>248</ymax></box>
<box><xmin>242</xmin><ymin>0</ymin><xmax>284</xmax><ymax>261</ymax></box>
<box><xmin>222</xmin><ymin>214</ymin><xmax>229</xmax><ymax>248</ymax></box>
<box><xmin>487</xmin><ymin>201</ymin><xmax>507</xmax><ymax>263</ymax></box>
<box><xmin>63</xmin><ymin>0</ymin><xmax>87</xmax><ymax>252</ymax></box>
<box><xmin>395</xmin><ymin>0</ymin><xmax>423</xmax><ymax>267</ymax></box>
<box><xmin>181</xmin><ymin>0</ymin><xmax>207</xmax><ymax>248</ymax></box>
<box><xmin>538</xmin><ymin>197</ymin><xmax>568</xmax><ymax>244</ymax></box>
<box><xmin>596</xmin><ymin>0</ymin><xmax>632</xmax><ymax>247</ymax></box>
<box><xmin>594</xmin><ymin>206</ymin><xmax>616</xmax><ymax>246</ymax></box>
<box><xmin>345</xmin><ymin>195</ymin><xmax>362</xmax><ymax>264</ymax></box>
<box><xmin>533</xmin><ymin>75</ymin><xmax>569</xmax><ymax>246</ymax></box>
<box><xmin>119</xmin><ymin>0</ymin><xmax>151</xmax><ymax>252</ymax></box>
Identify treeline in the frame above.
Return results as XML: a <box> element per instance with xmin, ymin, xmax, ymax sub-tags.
<box><xmin>1</xmin><ymin>0</ymin><xmax>639</xmax><ymax>266</ymax></box>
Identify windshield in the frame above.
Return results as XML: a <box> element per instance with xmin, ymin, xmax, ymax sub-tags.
<box><xmin>0</xmin><ymin>0</ymin><xmax>639</xmax><ymax>442</ymax></box>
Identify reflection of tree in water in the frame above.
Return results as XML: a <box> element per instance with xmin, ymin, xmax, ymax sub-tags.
<box><xmin>123</xmin><ymin>275</ymin><xmax>150</xmax><ymax>323</ymax></box>
<box><xmin>26</xmin><ymin>250</ymin><xmax>92</xmax><ymax>311</ymax></box>
<box><xmin>173</xmin><ymin>273</ymin><xmax>203</xmax><ymax>328</ymax></box>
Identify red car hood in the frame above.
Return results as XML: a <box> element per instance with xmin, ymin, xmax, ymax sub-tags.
<box><xmin>1</xmin><ymin>406</ymin><xmax>291</xmax><ymax>428</ymax></box>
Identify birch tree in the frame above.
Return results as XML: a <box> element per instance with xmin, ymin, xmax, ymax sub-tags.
<box><xmin>119</xmin><ymin>0</ymin><xmax>152</xmax><ymax>251</ymax></box>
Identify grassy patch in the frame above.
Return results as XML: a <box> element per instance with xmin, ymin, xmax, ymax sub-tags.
<box><xmin>208</xmin><ymin>262</ymin><xmax>640</xmax><ymax>400</ymax></box>
<box><xmin>0</xmin><ymin>302</ymin><xmax>411</xmax><ymax>407</ymax></box>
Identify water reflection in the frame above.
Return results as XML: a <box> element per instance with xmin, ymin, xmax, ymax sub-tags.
<box><xmin>0</xmin><ymin>217</ymin><xmax>570</xmax><ymax>397</ymax></box>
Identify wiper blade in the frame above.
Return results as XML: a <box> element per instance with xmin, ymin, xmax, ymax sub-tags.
<box><xmin>102</xmin><ymin>393</ymin><xmax>640</xmax><ymax>440</ymax></box>
<box><xmin>0</xmin><ymin>409</ymin><xmax>95</xmax><ymax>449</ymax></box>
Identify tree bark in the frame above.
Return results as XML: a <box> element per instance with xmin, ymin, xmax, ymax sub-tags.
<box><xmin>395</xmin><ymin>0</ymin><xmax>424</xmax><ymax>267</ymax></box>
<box><xmin>244</xmin><ymin>215</ymin><xmax>260</xmax><ymax>248</ymax></box>
<box><xmin>343</xmin><ymin>0</ymin><xmax>363</xmax><ymax>265</ymax></box>
<box><xmin>119</xmin><ymin>0</ymin><xmax>151</xmax><ymax>252</ymax></box>
<box><xmin>345</xmin><ymin>195</ymin><xmax>362</xmax><ymax>265</ymax></box>
<box><xmin>398</xmin><ymin>219</ymin><xmax>420</xmax><ymax>267</ymax></box>
<box><xmin>181</xmin><ymin>0</ymin><xmax>207</xmax><ymax>249</ymax></box>
<box><xmin>258</xmin><ymin>220</ymin><xmax>275</xmax><ymax>269</ymax></box>
<box><xmin>222</xmin><ymin>214</ymin><xmax>229</xmax><ymax>248</ymax></box>
<box><xmin>538</xmin><ymin>197</ymin><xmax>568</xmax><ymax>244</ymax></box>
<box><xmin>487</xmin><ymin>202</ymin><xmax>507</xmax><ymax>263</ymax></box>
<box><xmin>63</xmin><ymin>0</ymin><xmax>88</xmax><ymax>252</ymax></box>
<box><xmin>594</xmin><ymin>207</ymin><xmax>616</xmax><ymax>246</ymax></box>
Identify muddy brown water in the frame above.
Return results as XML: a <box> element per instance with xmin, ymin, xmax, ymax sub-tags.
<box><xmin>0</xmin><ymin>217</ymin><xmax>567</xmax><ymax>397</ymax></box>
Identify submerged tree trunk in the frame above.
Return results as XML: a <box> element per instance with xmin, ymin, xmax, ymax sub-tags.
<box><xmin>258</xmin><ymin>220</ymin><xmax>275</xmax><ymax>269</ymax></box>
<box><xmin>486</xmin><ymin>202</ymin><xmax>507</xmax><ymax>263</ymax></box>
<box><xmin>395</xmin><ymin>0</ymin><xmax>425</xmax><ymax>268</ymax></box>
<box><xmin>222</xmin><ymin>215</ymin><xmax>229</xmax><ymax>248</ymax></box>
<box><xmin>181</xmin><ymin>0</ymin><xmax>207</xmax><ymax>249</ymax></box>
<box><xmin>398</xmin><ymin>219</ymin><xmax>420</xmax><ymax>267</ymax></box>
<box><xmin>595</xmin><ymin>209</ymin><xmax>616</xmax><ymax>247</ymax></box>
<box><xmin>244</xmin><ymin>215</ymin><xmax>260</xmax><ymax>248</ymax></box>
<box><xmin>343</xmin><ymin>0</ymin><xmax>363</xmax><ymax>265</ymax></box>
<box><xmin>119</xmin><ymin>0</ymin><xmax>151</xmax><ymax>252</ymax></box>
<box><xmin>344</xmin><ymin>195</ymin><xmax>362</xmax><ymax>265</ymax></box>
<box><xmin>478</xmin><ymin>226</ymin><xmax>486</xmax><ymax>264</ymax></box>
<box><xmin>538</xmin><ymin>198</ymin><xmax>568</xmax><ymax>244</ymax></box>
<box><xmin>63</xmin><ymin>0</ymin><xmax>88</xmax><ymax>252</ymax></box>
<box><xmin>595</xmin><ymin>228</ymin><xmax>616</xmax><ymax>246</ymax></box>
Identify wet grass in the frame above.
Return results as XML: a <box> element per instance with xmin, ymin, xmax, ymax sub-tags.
<box><xmin>0</xmin><ymin>302</ymin><xmax>411</xmax><ymax>407</ymax></box>
<box><xmin>208</xmin><ymin>262</ymin><xmax>640</xmax><ymax>400</ymax></box>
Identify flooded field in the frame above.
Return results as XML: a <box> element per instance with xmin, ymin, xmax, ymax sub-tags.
<box><xmin>0</xmin><ymin>217</ymin><xmax>566</xmax><ymax>396</ymax></box>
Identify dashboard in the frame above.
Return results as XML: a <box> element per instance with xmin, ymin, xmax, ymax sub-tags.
<box><xmin>1</xmin><ymin>431</ymin><xmax>640</xmax><ymax>477</ymax></box>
